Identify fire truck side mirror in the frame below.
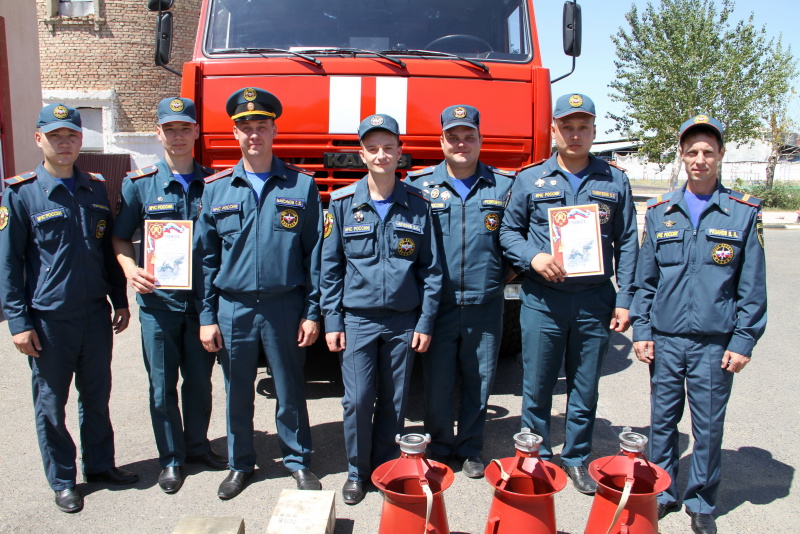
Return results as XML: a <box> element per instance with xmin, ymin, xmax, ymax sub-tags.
<box><xmin>148</xmin><ymin>0</ymin><xmax>174</xmax><ymax>11</ymax></box>
<box><xmin>155</xmin><ymin>11</ymin><xmax>174</xmax><ymax>66</ymax></box>
<box><xmin>562</xmin><ymin>1</ymin><xmax>582</xmax><ymax>57</ymax></box>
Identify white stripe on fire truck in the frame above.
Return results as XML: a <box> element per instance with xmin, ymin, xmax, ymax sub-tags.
<box><xmin>329</xmin><ymin>76</ymin><xmax>362</xmax><ymax>134</ymax></box>
<box><xmin>376</xmin><ymin>77</ymin><xmax>408</xmax><ymax>134</ymax></box>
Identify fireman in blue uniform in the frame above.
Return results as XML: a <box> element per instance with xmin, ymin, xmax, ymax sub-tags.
<box><xmin>112</xmin><ymin>97</ymin><xmax>227</xmax><ymax>495</ymax></box>
<box><xmin>631</xmin><ymin>115</ymin><xmax>767</xmax><ymax>534</ymax></box>
<box><xmin>406</xmin><ymin>105</ymin><xmax>515</xmax><ymax>478</ymax></box>
<box><xmin>499</xmin><ymin>94</ymin><xmax>639</xmax><ymax>494</ymax></box>
<box><xmin>321</xmin><ymin>114</ymin><xmax>441</xmax><ymax>505</ymax></box>
<box><xmin>0</xmin><ymin>104</ymin><xmax>137</xmax><ymax>514</ymax></box>
<box><xmin>194</xmin><ymin>87</ymin><xmax>323</xmax><ymax>500</ymax></box>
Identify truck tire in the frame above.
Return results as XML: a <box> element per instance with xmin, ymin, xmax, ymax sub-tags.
<box><xmin>500</xmin><ymin>299</ymin><xmax>522</xmax><ymax>358</ymax></box>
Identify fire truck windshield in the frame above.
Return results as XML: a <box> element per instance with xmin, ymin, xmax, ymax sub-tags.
<box><xmin>205</xmin><ymin>0</ymin><xmax>532</xmax><ymax>62</ymax></box>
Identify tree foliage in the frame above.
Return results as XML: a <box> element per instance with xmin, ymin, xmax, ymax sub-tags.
<box><xmin>609</xmin><ymin>0</ymin><xmax>796</xmax><ymax>181</ymax></box>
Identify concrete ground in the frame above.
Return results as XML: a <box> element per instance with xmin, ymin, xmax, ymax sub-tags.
<box><xmin>0</xmin><ymin>229</ymin><xmax>796</xmax><ymax>533</ymax></box>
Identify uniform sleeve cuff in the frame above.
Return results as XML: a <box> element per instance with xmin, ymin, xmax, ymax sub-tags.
<box><xmin>632</xmin><ymin>325</ymin><xmax>652</xmax><ymax>342</ymax></box>
<box><xmin>726</xmin><ymin>336</ymin><xmax>755</xmax><ymax>357</ymax></box>
<box><xmin>324</xmin><ymin>314</ymin><xmax>344</xmax><ymax>333</ymax></box>
<box><xmin>615</xmin><ymin>292</ymin><xmax>633</xmax><ymax>310</ymax></box>
<box><xmin>414</xmin><ymin>315</ymin><xmax>435</xmax><ymax>336</ymax></box>
<box><xmin>199</xmin><ymin>310</ymin><xmax>218</xmax><ymax>326</ymax></box>
<box><xmin>8</xmin><ymin>316</ymin><xmax>34</xmax><ymax>336</ymax></box>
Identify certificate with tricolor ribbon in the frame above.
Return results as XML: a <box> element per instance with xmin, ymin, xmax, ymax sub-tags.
<box><xmin>143</xmin><ymin>219</ymin><xmax>193</xmax><ymax>290</ymax></box>
<box><xmin>548</xmin><ymin>204</ymin><xmax>604</xmax><ymax>277</ymax></box>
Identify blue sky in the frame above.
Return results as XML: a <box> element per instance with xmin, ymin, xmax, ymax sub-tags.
<box><xmin>534</xmin><ymin>0</ymin><xmax>800</xmax><ymax>141</ymax></box>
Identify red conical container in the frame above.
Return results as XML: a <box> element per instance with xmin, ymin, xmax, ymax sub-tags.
<box><xmin>371</xmin><ymin>433</ymin><xmax>455</xmax><ymax>534</ymax></box>
<box><xmin>483</xmin><ymin>432</ymin><xmax>567</xmax><ymax>534</ymax></box>
<box><xmin>584</xmin><ymin>428</ymin><xmax>672</xmax><ymax>534</ymax></box>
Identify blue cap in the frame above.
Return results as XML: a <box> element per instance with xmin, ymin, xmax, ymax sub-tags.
<box><xmin>441</xmin><ymin>105</ymin><xmax>480</xmax><ymax>130</ymax></box>
<box><xmin>226</xmin><ymin>87</ymin><xmax>282</xmax><ymax>121</ymax></box>
<box><xmin>679</xmin><ymin>114</ymin><xmax>725</xmax><ymax>145</ymax></box>
<box><xmin>358</xmin><ymin>114</ymin><xmax>400</xmax><ymax>140</ymax></box>
<box><xmin>37</xmin><ymin>104</ymin><xmax>82</xmax><ymax>133</ymax></box>
<box><xmin>158</xmin><ymin>97</ymin><xmax>197</xmax><ymax>124</ymax></box>
<box><xmin>553</xmin><ymin>93</ymin><xmax>596</xmax><ymax>119</ymax></box>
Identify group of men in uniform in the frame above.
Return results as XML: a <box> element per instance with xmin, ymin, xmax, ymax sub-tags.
<box><xmin>0</xmin><ymin>90</ymin><xmax>766</xmax><ymax>534</ymax></box>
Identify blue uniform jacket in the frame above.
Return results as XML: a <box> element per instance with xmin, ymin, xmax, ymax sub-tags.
<box><xmin>320</xmin><ymin>177</ymin><xmax>442</xmax><ymax>335</ymax></box>
<box><xmin>0</xmin><ymin>164</ymin><xmax>128</xmax><ymax>335</ymax></box>
<box><xmin>406</xmin><ymin>161</ymin><xmax>514</xmax><ymax>305</ymax></box>
<box><xmin>194</xmin><ymin>157</ymin><xmax>322</xmax><ymax>325</ymax></box>
<box><xmin>113</xmin><ymin>159</ymin><xmax>213</xmax><ymax>312</ymax></box>
<box><xmin>499</xmin><ymin>154</ymin><xmax>639</xmax><ymax>308</ymax></box>
<box><xmin>630</xmin><ymin>184</ymin><xmax>767</xmax><ymax>356</ymax></box>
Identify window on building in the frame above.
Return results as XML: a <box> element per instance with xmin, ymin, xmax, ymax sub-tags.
<box><xmin>77</xmin><ymin>107</ymin><xmax>103</xmax><ymax>152</ymax></box>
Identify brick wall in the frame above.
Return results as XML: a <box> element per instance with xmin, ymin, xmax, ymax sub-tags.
<box><xmin>38</xmin><ymin>0</ymin><xmax>201</xmax><ymax>133</ymax></box>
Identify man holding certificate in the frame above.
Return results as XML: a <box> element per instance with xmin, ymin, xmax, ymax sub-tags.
<box><xmin>499</xmin><ymin>93</ymin><xmax>639</xmax><ymax>494</ymax></box>
<box><xmin>113</xmin><ymin>97</ymin><xmax>225</xmax><ymax>495</ymax></box>
<box><xmin>195</xmin><ymin>87</ymin><xmax>323</xmax><ymax>500</ymax></box>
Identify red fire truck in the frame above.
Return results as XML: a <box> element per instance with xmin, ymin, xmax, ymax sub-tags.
<box><xmin>148</xmin><ymin>0</ymin><xmax>582</xmax><ymax>354</ymax></box>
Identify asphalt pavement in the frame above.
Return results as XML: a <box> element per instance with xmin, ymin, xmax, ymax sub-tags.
<box><xmin>0</xmin><ymin>228</ymin><xmax>797</xmax><ymax>534</ymax></box>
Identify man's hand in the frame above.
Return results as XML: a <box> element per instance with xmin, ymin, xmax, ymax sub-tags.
<box><xmin>412</xmin><ymin>332</ymin><xmax>431</xmax><ymax>353</ymax></box>
<box><xmin>112</xmin><ymin>308</ymin><xmax>131</xmax><ymax>334</ymax></box>
<box><xmin>326</xmin><ymin>332</ymin><xmax>346</xmax><ymax>352</ymax></box>
<box><xmin>127</xmin><ymin>267</ymin><xmax>157</xmax><ymax>294</ymax></box>
<box><xmin>721</xmin><ymin>350</ymin><xmax>750</xmax><ymax>373</ymax></box>
<box><xmin>12</xmin><ymin>329</ymin><xmax>42</xmax><ymax>358</ymax></box>
<box><xmin>531</xmin><ymin>253</ymin><xmax>566</xmax><ymax>282</ymax></box>
<box><xmin>297</xmin><ymin>319</ymin><xmax>319</xmax><ymax>347</ymax></box>
<box><xmin>633</xmin><ymin>340</ymin><xmax>654</xmax><ymax>364</ymax></box>
<box><xmin>609</xmin><ymin>308</ymin><xmax>631</xmax><ymax>333</ymax></box>
<box><xmin>200</xmin><ymin>324</ymin><xmax>223</xmax><ymax>352</ymax></box>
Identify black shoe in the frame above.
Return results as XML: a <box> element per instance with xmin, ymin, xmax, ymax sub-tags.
<box><xmin>84</xmin><ymin>467</ymin><xmax>139</xmax><ymax>485</ymax></box>
<box><xmin>158</xmin><ymin>466</ymin><xmax>184</xmax><ymax>494</ymax></box>
<box><xmin>342</xmin><ymin>479</ymin><xmax>365</xmax><ymax>505</ymax></box>
<box><xmin>658</xmin><ymin>501</ymin><xmax>681</xmax><ymax>520</ymax></box>
<box><xmin>687</xmin><ymin>511</ymin><xmax>717</xmax><ymax>534</ymax></box>
<box><xmin>563</xmin><ymin>465</ymin><xmax>597</xmax><ymax>494</ymax></box>
<box><xmin>459</xmin><ymin>456</ymin><xmax>485</xmax><ymax>479</ymax></box>
<box><xmin>186</xmin><ymin>450</ymin><xmax>228</xmax><ymax>470</ymax></box>
<box><xmin>291</xmin><ymin>468</ymin><xmax>322</xmax><ymax>490</ymax></box>
<box><xmin>54</xmin><ymin>488</ymin><xmax>83</xmax><ymax>513</ymax></box>
<box><xmin>217</xmin><ymin>470</ymin><xmax>253</xmax><ymax>500</ymax></box>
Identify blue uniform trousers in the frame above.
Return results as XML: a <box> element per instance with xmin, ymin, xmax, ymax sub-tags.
<box><xmin>216</xmin><ymin>288</ymin><xmax>312</xmax><ymax>473</ymax></box>
<box><xmin>340</xmin><ymin>309</ymin><xmax>416</xmax><ymax>481</ymax></box>
<box><xmin>139</xmin><ymin>308</ymin><xmax>215</xmax><ymax>468</ymax></box>
<box><xmin>649</xmin><ymin>331</ymin><xmax>734</xmax><ymax>514</ymax></box>
<box><xmin>519</xmin><ymin>280</ymin><xmax>615</xmax><ymax>465</ymax></box>
<box><xmin>29</xmin><ymin>301</ymin><xmax>116</xmax><ymax>491</ymax></box>
<box><xmin>422</xmin><ymin>296</ymin><xmax>503</xmax><ymax>458</ymax></box>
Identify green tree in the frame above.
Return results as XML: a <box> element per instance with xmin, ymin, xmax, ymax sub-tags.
<box><xmin>609</xmin><ymin>0</ymin><xmax>796</xmax><ymax>189</ymax></box>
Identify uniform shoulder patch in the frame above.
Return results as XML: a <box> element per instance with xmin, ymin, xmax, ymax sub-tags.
<box><xmin>125</xmin><ymin>166</ymin><xmax>158</xmax><ymax>180</ymax></box>
<box><xmin>4</xmin><ymin>171</ymin><xmax>37</xmax><ymax>186</ymax></box>
<box><xmin>285</xmin><ymin>162</ymin><xmax>314</xmax><ymax>176</ymax></box>
<box><xmin>204</xmin><ymin>168</ymin><xmax>234</xmax><ymax>184</ymax></box>
<box><xmin>405</xmin><ymin>184</ymin><xmax>429</xmax><ymax>203</ymax></box>
<box><xmin>201</xmin><ymin>165</ymin><xmax>215</xmax><ymax>176</ymax></box>
<box><xmin>330</xmin><ymin>183</ymin><xmax>357</xmax><ymax>201</ymax></box>
<box><xmin>519</xmin><ymin>159</ymin><xmax>547</xmax><ymax>172</ymax></box>
<box><xmin>489</xmin><ymin>166</ymin><xmax>517</xmax><ymax>178</ymax></box>
<box><xmin>728</xmin><ymin>189</ymin><xmax>763</xmax><ymax>208</ymax></box>
<box><xmin>607</xmin><ymin>161</ymin><xmax>628</xmax><ymax>173</ymax></box>
<box><xmin>407</xmin><ymin>166</ymin><xmax>435</xmax><ymax>178</ymax></box>
<box><xmin>88</xmin><ymin>172</ymin><xmax>105</xmax><ymax>182</ymax></box>
<box><xmin>646</xmin><ymin>192</ymin><xmax>673</xmax><ymax>209</ymax></box>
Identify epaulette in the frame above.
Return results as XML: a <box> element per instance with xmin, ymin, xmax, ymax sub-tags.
<box><xmin>405</xmin><ymin>184</ymin><xmax>429</xmax><ymax>203</ymax></box>
<box><xmin>4</xmin><ymin>171</ymin><xmax>37</xmax><ymax>186</ymax></box>
<box><xmin>125</xmin><ymin>166</ymin><xmax>158</xmax><ymax>180</ymax></box>
<box><xmin>489</xmin><ymin>166</ymin><xmax>517</xmax><ymax>178</ymax></box>
<box><xmin>330</xmin><ymin>183</ymin><xmax>357</xmax><ymax>201</ymax></box>
<box><xmin>407</xmin><ymin>166</ymin><xmax>435</xmax><ymax>178</ymax></box>
<box><xmin>204</xmin><ymin>168</ymin><xmax>234</xmax><ymax>184</ymax></box>
<box><xmin>201</xmin><ymin>165</ymin><xmax>215</xmax><ymax>176</ymax></box>
<box><xmin>88</xmin><ymin>173</ymin><xmax>105</xmax><ymax>182</ymax></box>
<box><xmin>285</xmin><ymin>162</ymin><xmax>313</xmax><ymax>176</ymax></box>
<box><xmin>646</xmin><ymin>192</ymin><xmax>673</xmax><ymax>209</ymax></box>
<box><xmin>728</xmin><ymin>189</ymin><xmax>763</xmax><ymax>208</ymax></box>
<box><xmin>519</xmin><ymin>159</ymin><xmax>547</xmax><ymax>172</ymax></box>
<box><xmin>607</xmin><ymin>161</ymin><xmax>628</xmax><ymax>173</ymax></box>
